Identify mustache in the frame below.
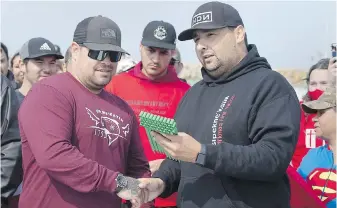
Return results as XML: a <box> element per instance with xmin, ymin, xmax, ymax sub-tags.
<box><xmin>94</xmin><ymin>63</ymin><xmax>115</xmax><ymax>71</ymax></box>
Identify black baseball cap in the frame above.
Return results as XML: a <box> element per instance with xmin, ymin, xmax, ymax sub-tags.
<box><xmin>54</xmin><ymin>44</ymin><xmax>62</xmax><ymax>55</ymax></box>
<box><xmin>20</xmin><ymin>37</ymin><xmax>64</xmax><ymax>60</ymax></box>
<box><xmin>178</xmin><ymin>1</ymin><xmax>244</xmax><ymax>41</ymax></box>
<box><xmin>141</xmin><ymin>21</ymin><xmax>176</xmax><ymax>50</ymax></box>
<box><xmin>73</xmin><ymin>15</ymin><xmax>127</xmax><ymax>53</ymax></box>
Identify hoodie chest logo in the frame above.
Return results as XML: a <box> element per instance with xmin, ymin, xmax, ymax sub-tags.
<box><xmin>211</xmin><ymin>95</ymin><xmax>236</xmax><ymax>145</ymax></box>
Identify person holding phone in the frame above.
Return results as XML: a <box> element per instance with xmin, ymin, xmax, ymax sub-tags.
<box><xmin>298</xmin><ymin>86</ymin><xmax>336</xmax><ymax>208</ymax></box>
<box><xmin>292</xmin><ymin>59</ymin><xmax>331</xmax><ymax>169</ymax></box>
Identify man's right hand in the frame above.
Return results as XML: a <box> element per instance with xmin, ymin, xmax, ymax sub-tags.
<box><xmin>130</xmin><ymin>178</ymin><xmax>165</xmax><ymax>205</ymax></box>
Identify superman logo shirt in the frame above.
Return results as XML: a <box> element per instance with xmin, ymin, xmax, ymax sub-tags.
<box><xmin>298</xmin><ymin>145</ymin><xmax>336</xmax><ymax>208</ymax></box>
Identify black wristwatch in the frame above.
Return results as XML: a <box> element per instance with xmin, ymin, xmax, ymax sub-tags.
<box><xmin>115</xmin><ymin>173</ymin><xmax>128</xmax><ymax>193</ymax></box>
<box><xmin>195</xmin><ymin>144</ymin><xmax>207</xmax><ymax>166</ymax></box>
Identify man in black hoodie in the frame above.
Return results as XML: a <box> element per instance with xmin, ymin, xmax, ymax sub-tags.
<box><xmin>132</xmin><ymin>2</ymin><xmax>301</xmax><ymax>208</ymax></box>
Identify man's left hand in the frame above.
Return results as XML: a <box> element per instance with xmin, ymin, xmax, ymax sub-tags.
<box><xmin>150</xmin><ymin>132</ymin><xmax>201</xmax><ymax>163</ymax></box>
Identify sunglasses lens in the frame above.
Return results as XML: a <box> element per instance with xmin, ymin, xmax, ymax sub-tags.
<box><xmin>170</xmin><ymin>59</ymin><xmax>178</xmax><ymax>65</ymax></box>
<box><xmin>88</xmin><ymin>50</ymin><xmax>106</xmax><ymax>61</ymax></box>
<box><xmin>88</xmin><ymin>50</ymin><xmax>122</xmax><ymax>62</ymax></box>
<box><xmin>108</xmin><ymin>51</ymin><xmax>122</xmax><ymax>62</ymax></box>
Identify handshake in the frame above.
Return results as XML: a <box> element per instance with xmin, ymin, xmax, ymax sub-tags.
<box><xmin>116</xmin><ymin>176</ymin><xmax>166</xmax><ymax>208</ymax></box>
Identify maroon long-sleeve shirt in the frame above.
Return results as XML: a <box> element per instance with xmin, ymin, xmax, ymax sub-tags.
<box><xmin>18</xmin><ymin>72</ymin><xmax>150</xmax><ymax>208</ymax></box>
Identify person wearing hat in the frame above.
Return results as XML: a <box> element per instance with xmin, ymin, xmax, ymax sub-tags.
<box><xmin>18</xmin><ymin>15</ymin><xmax>150</xmax><ymax>208</ymax></box>
<box><xmin>54</xmin><ymin>44</ymin><xmax>64</xmax><ymax>73</ymax></box>
<box><xmin>298</xmin><ymin>86</ymin><xmax>336</xmax><ymax>208</ymax></box>
<box><xmin>16</xmin><ymin>37</ymin><xmax>64</xmax><ymax>103</ymax></box>
<box><xmin>8</xmin><ymin>37</ymin><xmax>63</xmax><ymax>205</ymax></box>
<box><xmin>130</xmin><ymin>2</ymin><xmax>300</xmax><ymax>208</ymax></box>
<box><xmin>105</xmin><ymin>20</ymin><xmax>190</xmax><ymax>208</ymax></box>
<box><xmin>291</xmin><ymin>59</ymin><xmax>330</xmax><ymax>170</ymax></box>
<box><xmin>169</xmin><ymin>48</ymin><xmax>187</xmax><ymax>83</ymax></box>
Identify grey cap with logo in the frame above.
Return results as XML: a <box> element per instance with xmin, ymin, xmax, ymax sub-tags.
<box><xmin>178</xmin><ymin>1</ymin><xmax>244</xmax><ymax>41</ymax></box>
<box><xmin>73</xmin><ymin>15</ymin><xmax>127</xmax><ymax>53</ymax></box>
<box><xmin>141</xmin><ymin>20</ymin><xmax>177</xmax><ymax>50</ymax></box>
<box><xmin>302</xmin><ymin>87</ymin><xmax>336</xmax><ymax>114</ymax></box>
<box><xmin>20</xmin><ymin>37</ymin><xmax>64</xmax><ymax>60</ymax></box>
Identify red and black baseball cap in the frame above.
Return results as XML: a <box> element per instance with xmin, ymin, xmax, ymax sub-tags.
<box><xmin>178</xmin><ymin>1</ymin><xmax>244</xmax><ymax>41</ymax></box>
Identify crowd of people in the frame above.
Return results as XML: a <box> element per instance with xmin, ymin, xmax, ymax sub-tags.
<box><xmin>1</xmin><ymin>1</ymin><xmax>336</xmax><ymax>208</ymax></box>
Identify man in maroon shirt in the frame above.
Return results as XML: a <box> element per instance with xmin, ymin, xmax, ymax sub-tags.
<box><xmin>18</xmin><ymin>15</ymin><xmax>150</xmax><ymax>208</ymax></box>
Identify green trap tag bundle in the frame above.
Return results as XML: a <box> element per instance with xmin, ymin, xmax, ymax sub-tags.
<box><xmin>139</xmin><ymin>111</ymin><xmax>178</xmax><ymax>160</ymax></box>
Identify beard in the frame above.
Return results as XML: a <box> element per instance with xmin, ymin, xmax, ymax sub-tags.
<box><xmin>202</xmin><ymin>55</ymin><xmax>235</xmax><ymax>79</ymax></box>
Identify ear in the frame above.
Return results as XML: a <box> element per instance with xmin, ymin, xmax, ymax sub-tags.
<box><xmin>234</xmin><ymin>25</ymin><xmax>246</xmax><ymax>45</ymax></box>
<box><xmin>139</xmin><ymin>43</ymin><xmax>143</xmax><ymax>53</ymax></box>
<box><xmin>71</xmin><ymin>42</ymin><xmax>80</xmax><ymax>62</ymax></box>
<box><xmin>62</xmin><ymin>63</ymin><xmax>67</xmax><ymax>72</ymax></box>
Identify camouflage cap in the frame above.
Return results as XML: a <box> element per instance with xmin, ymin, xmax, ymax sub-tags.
<box><xmin>302</xmin><ymin>87</ymin><xmax>336</xmax><ymax>114</ymax></box>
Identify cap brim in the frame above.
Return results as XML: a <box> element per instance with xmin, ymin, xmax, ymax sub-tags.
<box><xmin>83</xmin><ymin>43</ymin><xmax>129</xmax><ymax>54</ymax></box>
<box><xmin>27</xmin><ymin>52</ymin><xmax>64</xmax><ymax>60</ymax></box>
<box><xmin>301</xmin><ymin>100</ymin><xmax>332</xmax><ymax>114</ymax></box>
<box><xmin>178</xmin><ymin>25</ymin><xmax>228</xmax><ymax>41</ymax></box>
<box><xmin>141</xmin><ymin>40</ymin><xmax>176</xmax><ymax>50</ymax></box>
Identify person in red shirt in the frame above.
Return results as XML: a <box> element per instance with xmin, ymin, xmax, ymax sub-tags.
<box><xmin>18</xmin><ymin>15</ymin><xmax>150</xmax><ymax>208</ymax></box>
<box><xmin>105</xmin><ymin>20</ymin><xmax>190</xmax><ymax>208</ymax></box>
<box><xmin>292</xmin><ymin>58</ymin><xmax>332</xmax><ymax>169</ymax></box>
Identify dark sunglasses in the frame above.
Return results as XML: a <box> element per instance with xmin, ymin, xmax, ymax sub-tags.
<box><xmin>169</xmin><ymin>58</ymin><xmax>180</xmax><ymax>65</ymax></box>
<box><xmin>88</xmin><ymin>50</ymin><xmax>122</xmax><ymax>62</ymax></box>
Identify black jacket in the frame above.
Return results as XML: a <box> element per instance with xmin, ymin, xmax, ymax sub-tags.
<box><xmin>153</xmin><ymin>45</ymin><xmax>300</xmax><ymax>208</ymax></box>
<box><xmin>6</xmin><ymin>70</ymin><xmax>20</xmax><ymax>90</ymax></box>
<box><xmin>1</xmin><ymin>75</ymin><xmax>22</xmax><ymax>204</ymax></box>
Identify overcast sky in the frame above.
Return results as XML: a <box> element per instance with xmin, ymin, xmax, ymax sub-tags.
<box><xmin>1</xmin><ymin>1</ymin><xmax>336</xmax><ymax>70</ymax></box>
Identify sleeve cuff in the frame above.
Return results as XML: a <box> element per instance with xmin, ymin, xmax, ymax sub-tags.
<box><xmin>152</xmin><ymin>170</ymin><xmax>173</xmax><ymax>198</ymax></box>
<box><xmin>204</xmin><ymin>144</ymin><xmax>218</xmax><ymax>171</ymax></box>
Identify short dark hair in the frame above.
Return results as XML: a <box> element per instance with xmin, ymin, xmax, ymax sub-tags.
<box><xmin>226</xmin><ymin>27</ymin><xmax>248</xmax><ymax>49</ymax></box>
<box><xmin>0</xmin><ymin>42</ymin><xmax>9</xmax><ymax>61</ymax></box>
<box><xmin>10</xmin><ymin>52</ymin><xmax>20</xmax><ymax>68</ymax></box>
